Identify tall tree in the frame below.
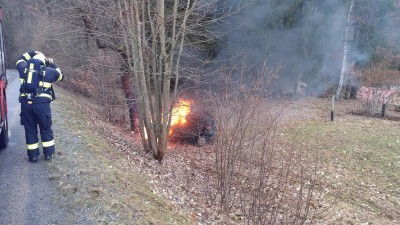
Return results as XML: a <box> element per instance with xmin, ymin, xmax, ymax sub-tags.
<box><xmin>76</xmin><ymin>1</ymin><xmax>140</xmax><ymax>133</ymax></box>
<box><xmin>114</xmin><ymin>0</ymin><xmax>196</xmax><ymax>161</ymax></box>
<box><xmin>18</xmin><ymin>0</ymin><xmax>217</xmax><ymax>161</ymax></box>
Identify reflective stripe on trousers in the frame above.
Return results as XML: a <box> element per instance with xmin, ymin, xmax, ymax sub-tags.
<box><xmin>21</xmin><ymin>101</ymin><xmax>55</xmax><ymax>157</ymax></box>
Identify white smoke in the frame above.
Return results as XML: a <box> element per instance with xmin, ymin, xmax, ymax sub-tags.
<box><xmin>213</xmin><ymin>0</ymin><xmax>384</xmax><ymax>97</ymax></box>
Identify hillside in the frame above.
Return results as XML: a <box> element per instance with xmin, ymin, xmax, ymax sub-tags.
<box><xmin>48</xmin><ymin>86</ymin><xmax>400</xmax><ymax>224</ymax></box>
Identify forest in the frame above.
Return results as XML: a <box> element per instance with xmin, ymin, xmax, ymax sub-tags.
<box><xmin>3</xmin><ymin>0</ymin><xmax>399</xmax><ymax>158</ymax></box>
<box><xmin>1</xmin><ymin>0</ymin><xmax>400</xmax><ymax>224</ymax></box>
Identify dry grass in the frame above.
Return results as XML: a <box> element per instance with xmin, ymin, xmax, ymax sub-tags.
<box><xmin>47</xmin><ymin>87</ymin><xmax>194</xmax><ymax>224</ymax></box>
<box><xmin>45</xmin><ymin>85</ymin><xmax>400</xmax><ymax>224</ymax></box>
<box><xmin>279</xmin><ymin>98</ymin><xmax>400</xmax><ymax>225</ymax></box>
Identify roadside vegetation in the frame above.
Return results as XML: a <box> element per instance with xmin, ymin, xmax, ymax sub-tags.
<box><xmin>48</xmin><ymin>88</ymin><xmax>194</xmax><ymax>224</ymax></box>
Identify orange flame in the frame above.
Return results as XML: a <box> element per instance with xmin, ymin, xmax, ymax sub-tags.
<box><xmin>169</xmin><ymin>100</ymin><xmax>191</xmax><ymax>136</ymax></box>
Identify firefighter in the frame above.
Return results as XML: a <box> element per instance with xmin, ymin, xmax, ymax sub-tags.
<box><xmin>16</xmin><ymin>51</ymin><xmax>64</xmax><ymax>162</ymax></box>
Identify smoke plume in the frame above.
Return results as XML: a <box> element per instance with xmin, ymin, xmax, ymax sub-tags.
<box><xmin>214</xmin><ymin>0</ymin><xmax>397</xmax><ymax>97</ymax></box>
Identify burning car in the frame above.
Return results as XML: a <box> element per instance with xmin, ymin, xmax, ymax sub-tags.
<box><xmin>169</xmin><ymin>100</ymin><xmax>216</xmax><ymax>146</ymax></box>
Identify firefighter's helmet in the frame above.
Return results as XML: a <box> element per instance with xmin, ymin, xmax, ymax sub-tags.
<box><xmin>33</xmin><ymin>53</ymin><xmax>46</xmax><ymax>65</ymax></box>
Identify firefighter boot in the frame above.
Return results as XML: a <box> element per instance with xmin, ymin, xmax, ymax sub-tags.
<box><xmin>45</xmin><ymin>154</ymin><xmax>54</xmax><ymax>161</ymax></box>
<box><xmin>29</xmin><ymin>157</ymin><xmax>38</xmax><ymax>163</ymax></box>
<box><xmin>27</xmin><ymin>148</ymin><xmax>39</xmax><ymax>163</ymax></box>
<box><xmin>43</xmin><ymin>145</ymin><xmax>55</xmax><ymax>161</ymax></box>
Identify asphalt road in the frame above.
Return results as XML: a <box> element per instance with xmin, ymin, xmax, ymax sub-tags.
<box><xmin>0</xmin><ymin>70</ymin><xmax>68</xmax><ymax>225</ymax></box>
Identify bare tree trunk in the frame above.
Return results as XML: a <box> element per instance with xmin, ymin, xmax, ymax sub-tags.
<box><xmin>79</xmin><ymin>7</ymin><xmax>140</xmax><ymax>133</ymax></box>
<box><xmin>336</xmin><ymin>0</ymin><xmax>355</xmax><ymax>99</ymax></box>
<box><xmin>114</xmin><ymin>0</ymin><xmax>195</xmax><ymax>161</ymax></box>
<box><xmin>121</xmin><ymin>70</ymin><xmax>139</xmax><ymax>133</ymax></box>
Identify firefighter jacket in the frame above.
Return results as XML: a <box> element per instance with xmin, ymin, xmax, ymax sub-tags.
<box><xmin>16</xmin><ymin>51</ymin><xmax>64</xmax><ymax>103</ymax></box>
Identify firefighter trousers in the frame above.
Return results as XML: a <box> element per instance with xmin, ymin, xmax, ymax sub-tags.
<box><xmin>20</xmin><ymin>101</ymin><xmax>55</xmax><ymax>159</ymax></box>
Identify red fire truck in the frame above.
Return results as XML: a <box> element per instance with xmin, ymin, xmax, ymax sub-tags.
<box><xmin>0</xmin><ymin>7</ymin><xmax>8</xmax><ymax>149</ymax></box>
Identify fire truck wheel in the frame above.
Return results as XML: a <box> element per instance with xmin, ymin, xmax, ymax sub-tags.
<box><xmin>0</xmin><ymin>116</ymin><xmax>8</xmax><ymax>149</ymax></box>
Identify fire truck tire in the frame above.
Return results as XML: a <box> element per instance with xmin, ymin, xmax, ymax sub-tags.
<box><xmin>0</xmin><ymin>115</ymin><xmax>8</xmax><ymax>149</ymax></box>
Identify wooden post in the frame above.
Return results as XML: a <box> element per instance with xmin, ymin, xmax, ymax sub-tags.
<box><xmin>331</xmin><ymin>95</ymin><xmax>335</xmax><ymax>121</ymax></box>
<box><xmin>381</xmin><ymin>96</ymin><xmax>386</xmax><ymax>118</ymax></box>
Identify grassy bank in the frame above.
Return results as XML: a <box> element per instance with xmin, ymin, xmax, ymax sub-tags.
<box><xmin>44</xmin><ymin>86</ymin><xmax>400</xmax><ymax>224</ymax></box>
<box><xmin>284</xmin><ymin>114</ymin><xmax>400</xmax><ymax>224</ymax></box>
<box><xmin>47</xmin><ymin>87</ymin><xmax>193</xmax><ymax>224</ymax></box>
